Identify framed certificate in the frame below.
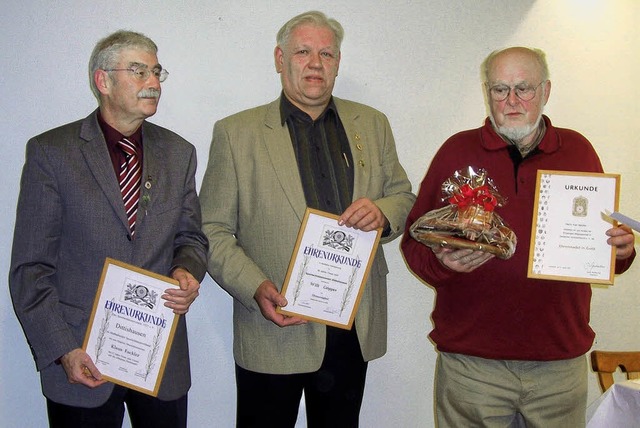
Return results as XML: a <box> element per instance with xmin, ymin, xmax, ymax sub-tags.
<box><xmin>277</xmin><ymin>208</ymin><xmax>382</xmax><ymax>329</ymax></box>
<box><xmin>527</xmin><ymin>170</ymin><xmax>620</xmax><ymax>284</ymax></box>
<box><xmin>82</xmin><ymin>258</ymin><xmax>180</xmax><ymax>396</ymax></box>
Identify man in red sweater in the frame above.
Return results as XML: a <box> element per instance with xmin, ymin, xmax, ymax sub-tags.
<box><xmin>401</xmin><ymin>46</ymin><xmax>635</xmax><ymax>427</ymax></box>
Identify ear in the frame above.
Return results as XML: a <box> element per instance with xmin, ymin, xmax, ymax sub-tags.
<box><xmin>274</xmin><ymin>46</ymin><xmax>284</xmax><ymax>74</ymax></box>
<box><xmin>542</xmin><ymin>80</ymin><xmax>551</xmax><ymax>105</ymax></box>
<box><xmin>335</xmin><ymin>51</ymin><xmax>341</xmax><ymax>76</ymax></box>
<box><xmin>94</xmin><ymin>69</ymin><xmax>111</xmax><ymax>96</ymax></box>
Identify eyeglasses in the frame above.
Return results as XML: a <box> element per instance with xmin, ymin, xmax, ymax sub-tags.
<box><xmin>104</xmin><ymin>65</ymin><xmax>169</xmax><ymax>82</ymax></box>
<box><xmin>487</xmin><ymin>81</ymin><xmax>545</xmax><ymax>102</ymax></box>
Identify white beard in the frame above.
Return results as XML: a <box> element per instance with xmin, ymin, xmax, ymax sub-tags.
<box><xmin>490</xmin><ymin>111</ymin><xmax>543</xmax><ymax>143</ymax></box>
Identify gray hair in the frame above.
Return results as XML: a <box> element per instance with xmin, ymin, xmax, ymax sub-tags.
<box><xmin>88</xmin><ymin>30</ymin><xmax>158</xmax><ymax>101</ymax></box>
<box><xmin>481</xmin><ymin>46</ymin><xmax>550</xmax><ymax>84</ymax></box>
<box><xmin>276</xmin><ymin>10</ymin><xmax>344</xmax><ymax>51</ymax></box>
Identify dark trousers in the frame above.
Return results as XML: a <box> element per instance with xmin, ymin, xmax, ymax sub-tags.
<box><xmin>46</xmin><ymin>385</ymin><xmax>187</xmax><ymax>428</ymax></box>
<box><xmin>235</xmin><ymin>326</ymin><xmax>368</xmax><ymax>428</ymax></box>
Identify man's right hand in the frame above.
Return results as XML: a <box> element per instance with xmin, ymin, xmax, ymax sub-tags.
<box><xmin>431</xmin><ymin>246</ymin><xmax>494</xmax><ymax>273</ymax></box>
<box><xmin>254</xmin><ymin>280</ymin><xmax>307</xmax><ymax>327</ymax></box>
<box><xmin>59</xmin><ymin>348</ymin><xmax>106</xmax><ymax>388</ymax></box>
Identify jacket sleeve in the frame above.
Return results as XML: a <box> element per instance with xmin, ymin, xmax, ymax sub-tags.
<box><xmin>171</xmin><ymin>145</ymin><xmax>209</xmax><ymax>282</ymax></box>
<box><xmin>199</xmin><ymin>120</ymin><xmax>270</xmax><ymax>311</ymax></box>
<box><xmin>9</xmin><ymin>138</ymin><xmax>78</xmax><ymax>370</ymax></box>
<box><xmin>369</xmin><ymin>112</ymin><xmax>416</xmax><ymax>244</ymax></box>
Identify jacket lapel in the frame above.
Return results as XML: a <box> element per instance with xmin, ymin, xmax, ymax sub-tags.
<box><xmin>79</xmin><ymin>111</ymin><xmax>130</xmax><ymax>231</ymax></box>
<box><xmin>334</xmin><ymin>97</ymin><xmax>368</xmax><ymax>201</ymax></box>
<box><xmin>136</xmin><ymin>122</ymin><xmax>159</xmax><ymax>230</ymax></box>
<box><xmin>262</xmin><ymin>100</ymin><xmax>307</xmax><ymax>222</ymax></box>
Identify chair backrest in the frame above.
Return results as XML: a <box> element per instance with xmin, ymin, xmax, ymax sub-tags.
<box><xmin>590</xmin><ymin>350</ymin><xmax>640</xmax><ymax>392</ymax></box>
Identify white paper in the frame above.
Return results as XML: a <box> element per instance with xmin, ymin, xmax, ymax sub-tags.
<box><xmin>605</xmin><ymin>210</ymin><xmax>640</xmax><ymax>233</ymax></box>
<box><xmin>529</xmin><ymin>171</ymin><xmax>618</xmax><ymax>283</ymax></box>
<box><xmin>278</xmin><ymin>209</ymin><xmax>381</xmax><ymax>329</ymax></box>
<box><xmin>83</xmin><ymin>258</ymin><xmax>178</xmax><ymax>396</ymax></box>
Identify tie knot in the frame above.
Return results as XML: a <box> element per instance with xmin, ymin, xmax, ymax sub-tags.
<box><xmin>118</xmin><ymin>138</ymin><xmax>138</xmax><ymax>158</ymax></box>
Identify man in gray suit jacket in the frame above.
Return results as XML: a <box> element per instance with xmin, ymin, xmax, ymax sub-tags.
<box><xmin>200</xmin><ymin>11</ymin><xmax>415</xmax><ymax>427</ymax></box>
<box><xmin>9</xmin><ymin>30</ymin><xmax>207</xmax><ymax>428</ymax></box>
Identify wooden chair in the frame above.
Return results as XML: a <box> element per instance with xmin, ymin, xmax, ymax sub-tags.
<box><xmin>590</xmin><ymin>350</ymin><xmax>640</xmax><ymax>392</ymax></box>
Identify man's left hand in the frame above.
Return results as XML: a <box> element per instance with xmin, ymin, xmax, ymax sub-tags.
<box><xmin>338</xmin><ymin>198</ymin><xmax>388</xmax><ymax>232</ymax></box>
<box><xmin>164</xmin><ymin>267</ymin><xmax>200</xmax><ymax>314</ymax></box>
<box><xmin>607</xmin><ymin>224</ymin><xmax>635</xmax><ymax>260</ymax></box>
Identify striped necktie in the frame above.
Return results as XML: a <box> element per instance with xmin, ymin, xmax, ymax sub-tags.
<box><xmin>117</xmin><ymin>138</ymin><xmax>142</xmax><ymax>235</ymax></box>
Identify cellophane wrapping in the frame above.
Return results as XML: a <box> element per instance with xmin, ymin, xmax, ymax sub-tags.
<box><xmin>409</xmin><ymin>166</ymin><xmax>517</xmax><ymax>259</ymax></box>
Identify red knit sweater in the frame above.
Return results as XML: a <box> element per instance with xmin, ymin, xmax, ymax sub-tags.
<box><xmin>401</xmin><ymin>116</ymin><xmax>635</xmax><ymax>361</ymax></box>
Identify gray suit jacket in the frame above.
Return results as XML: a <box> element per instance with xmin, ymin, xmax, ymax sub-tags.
<box><xmin>9</xmin><ymin>110</ymin><xmax>208</xmax><ymax>407</ymax></box>
<box><xmin>200</xmin><ymin>97</ymin><xmax>415</xmax><ymax>374</ymax></box>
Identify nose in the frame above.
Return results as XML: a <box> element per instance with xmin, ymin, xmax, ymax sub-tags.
<box><xmin>145</xmin><ymin>73</ymin><xmax>161</xmax><ymax>91</ymax></box>
<box><xmin>506</xmin><ymin>88</ymin><xmax>519</xmax><ymax>105</ymax></box>
<box><xmin>148</xmin><ymin>72</ymin><xmax>161</xmax><ymax>84</ymax></box>
<box><xmin>309</xmin><ymin>52</ymin><xmax>322</xmax><ymax>68</ymax></box>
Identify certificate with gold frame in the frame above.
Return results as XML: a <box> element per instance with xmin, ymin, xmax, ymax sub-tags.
<box><xmin>277</xmin><ymin>208</ymin><xmax>382</xmax><ymax>329</ymax></box>
<box><xmin>527</xmin><ymin>170</ymin><xmax>620</xmax><ymax>284</ymax></box>
<box><xmin>82</xmin><ymin>258</ymin><xmax>180</xmax><ymax>396</ymax></box>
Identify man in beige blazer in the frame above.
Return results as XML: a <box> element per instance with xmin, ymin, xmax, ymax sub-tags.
<box><xmin>200</xmin><ymin>11</ymin><xmax>414</xmax><ymax>427</ymax></box>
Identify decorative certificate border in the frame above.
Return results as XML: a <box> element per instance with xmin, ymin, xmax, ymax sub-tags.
<box><xmin>277</xmin><ymin>208</ymin><xmax>382</xmax><ymax>329</ymax></box>
<box><xmin>527</xmin><ymin>170</ymin><xmax>620</xmax><ymax>284</ymax></box>
<box><xmin>82</xmin><ymin>258</ymin><xmax>180</xmax><ymax>396</ymax></box>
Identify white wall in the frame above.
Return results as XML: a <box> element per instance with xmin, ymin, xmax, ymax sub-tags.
<box><xmin>2</xmin><ymin>1</ymin><xmax>639</xmax><ymax>427</ymax></box>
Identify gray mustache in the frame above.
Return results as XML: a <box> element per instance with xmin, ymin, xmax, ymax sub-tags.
<box><xmin>138</xmin><ymin>89</ymin><xmax>160</xmax><ymax>99</ymax></box>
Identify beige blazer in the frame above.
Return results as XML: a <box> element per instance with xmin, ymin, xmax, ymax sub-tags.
<box><xmin>200</xmin><ymin>97</ymin><xmax>415</xmax><ymax>374</ymax></box>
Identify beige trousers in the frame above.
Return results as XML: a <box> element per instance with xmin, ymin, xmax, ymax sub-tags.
<box><xmin>435</xmin><ymin>352</ymin><xmax>587</xmax><ymax>428</ymax></box>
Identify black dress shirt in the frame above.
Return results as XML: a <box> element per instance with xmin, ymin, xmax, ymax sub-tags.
<box><xmin>280</xmin><ymin>95</ymin><xmax>353</xmax><ymax>215</ymax></box>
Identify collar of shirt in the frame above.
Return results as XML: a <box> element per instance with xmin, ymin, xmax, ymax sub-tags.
<box><xmin>97</xmin><ymin>111</ymin><xmax>143</xmax><ymax>151</ymax></box>
<box><xmin>481</xmin><ymin>115</ymin><xmax>557</xmax><ymax>154</ymax></box>
<box><xmin>279</xmin><ymin>93</ymin><xmax>338</xmax><ymax>125</ymax></box>
<box><xmin>97</xmin><ymin>111</ymin><xmax>144</xmax><ymax>176</ymax></box>
<box><xmin>500</xmin><ymin>118</ymin><xmax>547</xmax><ymax>157</ymax></box>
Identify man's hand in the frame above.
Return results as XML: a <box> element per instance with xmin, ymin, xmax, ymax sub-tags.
<box><xmin>165</xmin><ymin>267</ymin><xmax>200</xmax><ymax>315</ymax></box>
<box><xmin>607</xmin><ymin>224</ymin><xmax>635</xmax><ymax>260</ymax></box>
<box><xmin>60</xmin><ymin>348</ymin><xmax>105</xmax><ymax>388</ymax></box>
<box><xmin>338</xmin><ymin>198</ymin><xmax>388</xmax><ymax>232</ymax></box>
<box><xmin>254</xmin><ymin>280</ymin><xmax>307</xmax><ymax>327</ymax></box>
<box><xmin>431</xmin><ymin>246</ymin><xmax>494</xmax><ymax>273</ymax></box>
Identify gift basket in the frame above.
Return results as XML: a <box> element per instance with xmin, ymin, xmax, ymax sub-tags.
<box><xmin>409</xmin><ymin>166</ymin><xmax>517</xmax><ymax>259</ymax></box>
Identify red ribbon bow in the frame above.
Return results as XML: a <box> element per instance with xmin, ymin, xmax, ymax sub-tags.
<box><xmin>448</xmin><ymin>184</ymin><xmax>498</xmax><ymax>212</ymax></box>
